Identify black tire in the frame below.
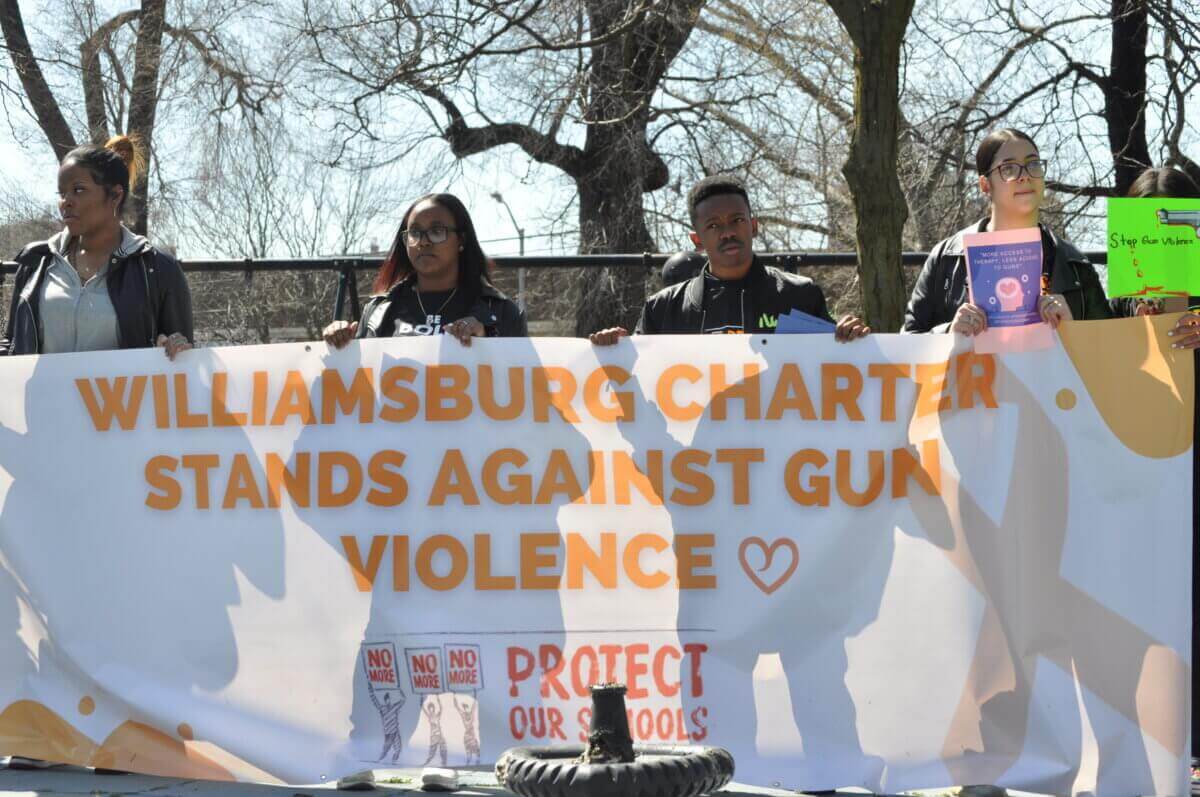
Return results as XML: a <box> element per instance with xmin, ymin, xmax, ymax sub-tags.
<box><xmin>496</xmin><ymin>743</ymin><xmax>735</xmax><ymax>797</ymax></box>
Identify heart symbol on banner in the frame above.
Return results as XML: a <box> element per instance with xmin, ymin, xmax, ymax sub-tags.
<box><xmin>738</xmin><ymin>537</ymin><xmax>799</xmax><ymax>595</ymax></box>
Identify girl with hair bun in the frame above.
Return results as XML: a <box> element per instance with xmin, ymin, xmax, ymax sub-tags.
<box><xmin>323</xmin><ymin>193</ymin><xmax>525</xmax><ymax>349</ymax></box>
<box><xmin>1</xmin><ymin>134</ymin><xmax>193</xmax><ymax>358</ymax></box>
<box><xmin>903</xmin><ymin>128</ymin><xmax>1113</xmax><ymax>333</ymax></box>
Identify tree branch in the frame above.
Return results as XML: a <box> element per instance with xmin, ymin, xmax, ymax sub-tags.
<box><xmin>0</xmin><ymin>0</ymin><xmax>76</xmax><ymax>159</ymax></box>
<box><xmin>419</xmin><ymin>85</ymin><xmax>585</xmax><ymax>178</ymax></box>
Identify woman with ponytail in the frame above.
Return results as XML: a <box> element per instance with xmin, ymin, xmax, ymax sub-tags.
<box><xmin>903</xmin><ymin>128</ymin><xmax>1113</xmax><ymax>334</ymax></box>
<box><xmin>323</xmin><ymin>193</ymin><xmax>525</xmax><ymax>349</ymax></box>
<box><xmin>0</xmin><ymin>135</ymin><xmax>193</xmax><ymax>358</ymax></box>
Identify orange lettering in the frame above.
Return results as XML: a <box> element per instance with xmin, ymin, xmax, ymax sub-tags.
<box><xmin>416</xmin><ymin>534</ymin><xmax>469</xmax><ymax>591</ymax></box>
<box><xmin>710</xmin><ymin>363</ymin><xmax>761</xmax><ymax>420</ymax></box>
<box><xmin>675</xmin><ymin>534</ymin><xmax>715</xmax><ymax>589</ymax></box>
<box><xmin>584</xmin><ymin>366</ymin><xmax>634</xmax><ymax>422</ymax></box>
<box><xmin>565</xmin><ymin>532</ymin><xmax>617</xmax><ymax>589</ymax></box>
<box><xmin>475</xmin><ymin>534</ymin><xmax>516</xmax><ymax>590</ymax></box>
<box><xmin>427</xmin><ymin>365</ymin><xmax>472</xmax><ymax>421</ymax></box>
<box><xmin>265</xmin><ymin>452</ymin><xmax>311</xmax><ymax>508</ymax></box>
<box><xmin>669</xmin><ymin>449</ymin><xmax>713</xmax><ymax>506</ymax></box>
<box><xmin>520</xmin><ymin>533</ymin><xmax>561</xmax><ymax>589</ymax></box>
<box><xmin>380</xmin><ymin>366</ymin><xmax>419</xmax><ymax>422</ymax></box>
<box><xmin>75</xmin><ymin>375</ymin><xmax>147</xmax><ymax>431</ymax></box>
<box><xmin>656</xmin><ymin>364</ymin><xmax>704</xmax><ymax>421</ymax></box>
<box><xmin>428</xmin><ymin>449</ymin><xmax>480</xmax><ymax>505</ymax></box>
<box><xmin>916</xmin><ymin>362</ymin><xmax>951</xmax><ymax>417</ymax></box>
<box><xmin>211</xmin><ymin>372</ymin><xmax>247</xmax><ymax>427</ymax></box>
<box><xmin>532</xmin><ymin>368</ymin><xmax>580</xmax><ymax>423</ymax></box>
<box><xmin>765</xmin><ymin>363</ymin><xmax>816</xmax><ymax>420</ymax></box>
<box><xmin>892</xmin><ymin>439</ymin><xmax>942</xmax><ymax>498</ymax></box>
<box><xmin>478</xmin><ymin>366</ymin><xmax>525</xmax><ymax>421</ymax></box>
<box><xmin>367</xmin><ymin>450</ymin><xmax>408</xmax><ymax>507</ymax></box>
<box><xmin>821</xmin><ymin>363</ymin><xmax>864</xmax><ymax>421</ymax></box>
<box><xmin>271</xmin><ymin>371</ymin><xmax>315</xmax><ymax>426</ymax></box>
<box><xmin>482</xmin><ymin>449</ymin><xmax>531</xmax><ymax>505</ymax></box>
<box><xmin>956</xmin><ymin>353</ymin><xmax>998</xmax><ymax>410</ymax></box>
<box><xmin>835</xmin><ymin>449</ymin><xmax>885</xmax><ymax>506</ymax></box>
<box><xmin>534</xmin><ymin>450</ymin><xmax>583</xmax><ymax>504</ymax></box>
<box><xmin>223</xmin><ymin>453</ymin><xmax>265</xmax><ymax>508</ymax></box>
<box><xmin>868</xmin><ymin>363</ymin><xmax>910</xmax><ymax>422</ymax></box>
<box><xmin>144</xmin><ymin>455</ymin><xmax>180</xmax><ymax>510</ymax></box>
<box><xmin>341</xmin><ymin>534</ymin><xmax>388</xmax><ymax>591</ymax></box>
<box><xmin>716</xmin><ymin>448</ymin><xmax>763</xmax><ymax>505</ymax></box>
<box><xmin>624</xmin><ymin>533</ymin><xmax>670</xmax><ymax>589</ymax></box>
<box><xmin>318</xmin><ymin>451</ymin><xmax>363</xmax><ymax>507</ymax></box>
<box><xmin>784</xmin><ymin>449</ymin><xmax>829</xmax><ymax>506</ymax></box>
<box><xmin>322</xmin><ymin>368</ymin><xmax>375</xmax><ymax>424</ymax></box>
<box><xmin>180</xmin><ymin>453</ymin><xmax>220</xmax><ymax>509</ymax></box>
<box><xmin>612</xmin><ymin>450</ymin><xmax>664</xmax><ymax>505</ymax></box>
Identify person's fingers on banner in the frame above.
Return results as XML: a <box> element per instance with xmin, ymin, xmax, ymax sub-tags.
<box><xmin>951</xmin><ymin>303</ymin><xmax>987</xmax><ymax>336</ymax></box>
<box><xmin>156</xmin><ymin>333</ymin><xmax>192</xmax><ymax>361</ymax></box>
<box><xmin>1038</xmin><ymin>293</ymin><xmax>1073</xmax><ymax>328</ymax></box>
<box><xmin>589</xmin><ymin>327</ymin><xmax>629</xmax><ymax>346</ymax></box>
<box><xmin>1168</xmin><ymin>312</ymin><xmax>1200</xmax><ymax>350</ymax></box>
<box><xmin>323</xmin><ymin>320</ymin><xmax>358</xmax><ymax>349</ymax></box>
<box><xmin>834</xmin><ymin>315</ymin><xmax>871</xmax><ymax>342</ymax></box>
<box><xmin>449</xmin><ymin>317</ymin><xmax>485</xmax><ymax>347</ymax></box>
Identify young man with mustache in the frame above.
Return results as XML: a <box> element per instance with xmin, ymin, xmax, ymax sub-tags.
<box><xmin>590</xmin><ymin>175</ymin><xmax>869</xmax><ymax>343</ymax></box>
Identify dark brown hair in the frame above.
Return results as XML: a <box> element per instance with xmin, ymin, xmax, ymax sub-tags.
<box><xmin>62</xmin><ymin>134</ymin><xmax>145</xmax><ymax>213</ymax></box>
<box><xmin>687</xmin><ymin>174</ymin><xmax>752</xmax><ymax>226</ymax></box>
<box><xmin>1126</xmin><ymin>167</ymin><xmax>1200</xmax><ymax>199</ymax></box>
<box><xmin>975</xmin><ymin>128</ymin><xmax>1038</xmax><ymax>176</ymax></box>
<box><xmin>373</xmin><ymin>193</ymin><xmax>493</xmax><ymax>304</ymax></box>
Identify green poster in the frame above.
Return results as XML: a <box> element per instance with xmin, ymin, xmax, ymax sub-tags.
<box><xmin>1107</xmin><ymin>197</ymin><xmax>1200</xmax><ymax>297</ymax></box>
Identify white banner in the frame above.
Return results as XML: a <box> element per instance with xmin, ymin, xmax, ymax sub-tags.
<box><xmin>0</xmin><ymin>318</ymin><xmax>1191</xmax><ymax>795</ymax></box>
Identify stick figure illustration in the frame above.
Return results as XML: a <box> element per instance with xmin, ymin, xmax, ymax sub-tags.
<box><xmin>369</xmin><ymin>688</ymin><xmax>406</xmax><ymax>763</ymax></box>
<box><xmin>423</xmin><ymin>695</ymin><xmax>447</xmax><ymax>767</ymax></box>
<box><xmin>453</xmin><ymin>692</ymin><xmax>480</xmax><ymax>765</ymax></box>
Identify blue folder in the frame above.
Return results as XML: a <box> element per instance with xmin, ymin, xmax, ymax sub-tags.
<box><xmin>775</xmin><ymin>309</ymin><xmax>836</xmax><ymax>334</ymax></box>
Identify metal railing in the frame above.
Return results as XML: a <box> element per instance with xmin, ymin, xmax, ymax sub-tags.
<box><xmin>0</xmin><ymin>251</ymin><xmax>1110</xmax><ymax>322</ymax></box>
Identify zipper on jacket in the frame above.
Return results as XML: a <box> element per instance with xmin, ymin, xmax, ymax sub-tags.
<box><xmin>22</xmin><ymin>254</ymin><xmax>49</xmax><ymax>353</ymax></box>
<box><xmin>141</xmin><ymin>253</ymin><xmax>157</xmax><ymax>345</ymax></box>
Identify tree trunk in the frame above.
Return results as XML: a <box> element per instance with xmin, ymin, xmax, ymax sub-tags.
<box><xmin>411</xmin><ymin>0</ymin><xmax>699</xmax><ymax>335</ymax></box>
<box><xmin>826</xmin><ymin>0</ymin><xmax>915</xmax><ymax>332</ymax></box>
<box><xmin>81</xmin><ymin>11</ymin><xmax>141</xmax><ymax>145</ymax></box>
<box><xmin>0</xmin><ymin>0</ymin><xmax>75</xmax><ymax>160</ymax></box>
<box><xmin>573</xmin><ymin>119</ymin><xmax>659</xmax><ymax>336</ymax></box>
<box><xmin>126</xmin><ymin>0</ymin><xmax>167</xmax><ymax>235</ymax></box>
<box><xmin>1108</xmin><ymin>0</ymin><xmax>1150</xmax><ymax>196</ymax></box>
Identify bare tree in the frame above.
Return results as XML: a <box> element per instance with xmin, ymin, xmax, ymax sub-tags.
<box><xmin>169</xmin><ymin>114</ymin><xmax>400</xmax><ymax>344</ymax></box>
<box><xmin>298</xmin><ymin>0</ymin><xmax>705</xmax><ymax>334</ymax></box>
<box><xmin>661</xmin><ymin>0</ymin><xmax>916</xmax><ymax>327</ymax></box>
<box><xmin>0</xmin><ymin>0</ymin><xmax>280</xmax><ymax>233</ymax></box>
<box><xmin>911</xmin><ymin>0</ymin><xmax>1200</xmax><ymax>200</ymax></box>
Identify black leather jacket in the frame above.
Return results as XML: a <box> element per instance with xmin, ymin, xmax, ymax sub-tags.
<box><xmin>1</xmin><ymin>238</ymin><xmax>193</xmax><ymax>356</ymax></box>
<box><xmin>356</xmin><ymin>277</ymin><xmax>527</xmax><ymax>338</ymax></box>
<box><xmin>902</xmin><ymin>219</ymin><xmax>1113</xmax><ymax>333</ymax></box>
<box><xmin>636</xmin><ymin>257</ymin><xmax>833</xmax><ymax>334</ymax></box>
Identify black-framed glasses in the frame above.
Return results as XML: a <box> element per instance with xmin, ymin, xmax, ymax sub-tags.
<box><xmin>401</xmin><ymin>226</ymin><xmax>458</xmax><ymax>245</ymax></box>
<box><xmin>988</xmin><ymin>159</ymin><xmax>1048</xmax><ymax>182</ymax></box>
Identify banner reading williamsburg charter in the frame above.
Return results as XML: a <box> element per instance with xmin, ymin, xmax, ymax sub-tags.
<box><xmin>0</xmin><ymin>318</ymin><xmax>1191</xmax><ymax>796</ymax></box>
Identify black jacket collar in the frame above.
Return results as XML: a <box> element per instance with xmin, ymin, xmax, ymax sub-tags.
<box><xmin>682</xmin><ymin>256</ymin><xmax>766</xmax><ymax>311</ymax></box>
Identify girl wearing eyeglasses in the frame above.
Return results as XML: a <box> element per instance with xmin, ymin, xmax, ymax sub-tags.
<box><xmin>323</xmin><ymin>193</ymin><xmax>526</xmax><ymax>349</ymax></box>
<box><xmin>902</xmin><ymin>128</ymin><xmax>1112</xmax><ymax>334</ymax></box>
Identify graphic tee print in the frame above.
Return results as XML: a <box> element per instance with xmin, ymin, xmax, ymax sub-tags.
<box><xmin>377</xmin><ymin>289</ymin><xmax>474</xmax><ymax>337</ymax></box>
